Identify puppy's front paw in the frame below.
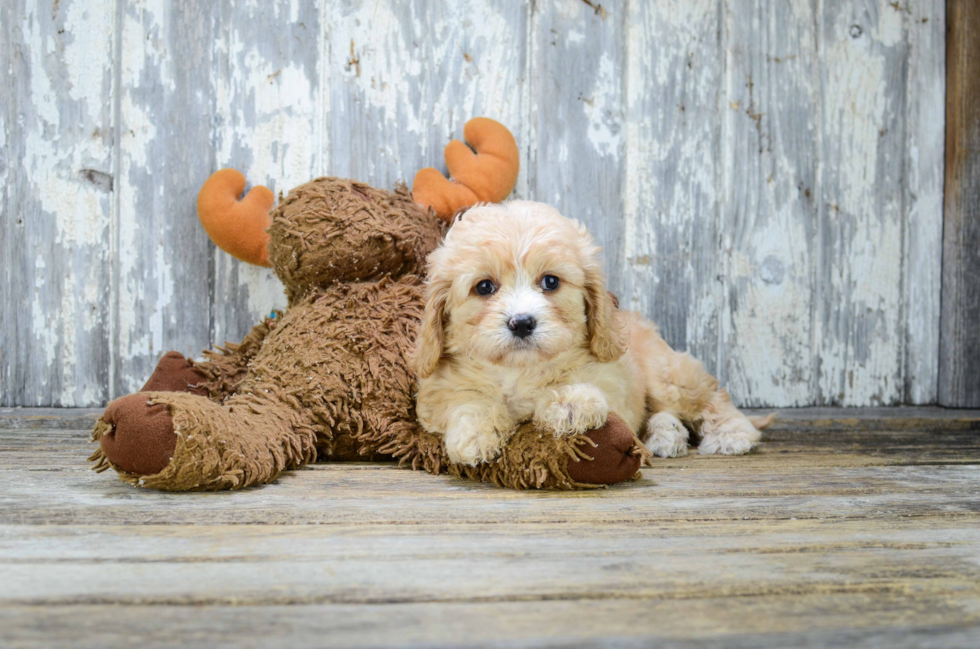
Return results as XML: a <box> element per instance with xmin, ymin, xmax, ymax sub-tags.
<box><xmin>444</xmin><ymin>425</ymin><xmax>507</xmax><ymax>466</ymax></box>
<box><xmin>537</xmin><ymin>384</ymin><xmax>609</xmax><ymax>437</ymax></box>
<box><xmin>699</xmin><ymin>417</ymin><xmax>760</xmax><ymax>455</ymax></box>
<box><xmin>645</xmin><ymin>412</ymin><xmax>689</xmax><ymax>458</ymax></box>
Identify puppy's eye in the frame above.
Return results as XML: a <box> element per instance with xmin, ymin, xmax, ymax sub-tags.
<box><xmin>475</xmin><ymin>279</ymin><xmax>497</xmax><ymax>296</ymax></box>
<box><xmin>540</xmin><ymin>275</ymin><xmax>560</xmax><ymax>291</ymax></box>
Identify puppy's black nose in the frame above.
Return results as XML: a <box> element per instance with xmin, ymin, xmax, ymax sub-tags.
<box><xmin>508</xmin><ymin>314</ymin><xmax>536</xmax><ymax>339</ymax></box>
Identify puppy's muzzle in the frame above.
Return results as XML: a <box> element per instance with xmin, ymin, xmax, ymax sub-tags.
<box><xmin>507</xmin><ymin>314</ymin><xmax>536</xmax><ymax>339</ymax></box>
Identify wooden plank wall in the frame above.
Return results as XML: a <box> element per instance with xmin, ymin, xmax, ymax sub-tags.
<box><xmin>940</xmin><ymin>0</ymin><xmax>980</xmax><ymax>407</ymax></box>
<box><xmin>1</xmin><ymin>0</ymin><xmax>947</xmax><ymax>408</ymax></box>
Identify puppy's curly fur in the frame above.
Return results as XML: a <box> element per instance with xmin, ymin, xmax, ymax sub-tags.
<box><xmin>414</xmin><ymin>201</ymin><xmax>771</xmax><ymax>466</ymax></box>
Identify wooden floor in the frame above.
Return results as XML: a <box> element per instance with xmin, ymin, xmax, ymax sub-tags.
<box><xmin>1</xmin><ymin>408</ymin><xmax>979</xmax><ymax>648</ymax></box>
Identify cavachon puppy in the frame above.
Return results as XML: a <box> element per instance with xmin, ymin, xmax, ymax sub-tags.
<box><xmin>413</xmin><ymin>201</ymin><xmax>773</xmax><ymax>466</ymax></box>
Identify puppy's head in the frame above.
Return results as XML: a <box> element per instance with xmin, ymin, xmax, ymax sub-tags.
<box><xmin>413</xmin><ymin>201</ymin><xmax>626</xmax><ymax>377</ymax></box>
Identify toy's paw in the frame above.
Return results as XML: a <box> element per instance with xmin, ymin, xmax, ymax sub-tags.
<box><xmin>566</xmin><ymin>414</ymin><xmax>643</xmax><ymax>485</ymax></box>
<box><xmin>141</xmin><ymin>351</ymin><xmax>208</xmax><ymax>395</ymax></box>
<box><xmin>537</xmin><ymin>384</ymin><xmax>609</xmax><ymax>437</ymax></box>
<box><xmin>645</xmin><ymin>412</ymin><xmax>690</xmax><ymax>458</ymax></box>
<box><xmin>699</xmin><ymin>417</ymin><xmax>761</xmax><ymax>455</ymax></box>
<box><xmin>445</xmin><ymin>425</ymin><xmax>507</xmax><ymax>466</ymax></box>
<box><xmin>98</xmin><ymin>394</ymin><xmax>177</xmax><ymax>475</ymax></box>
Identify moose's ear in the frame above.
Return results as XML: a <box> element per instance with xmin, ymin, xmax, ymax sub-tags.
<box><xmin>412</xmin><ymin>117</ymin><xmax>520</xmax><ymax>222</ymax></box>
<box><xmin>197</xmin><ymin>169</ymin><xmax>274</xmax><ymax>267</ymax></box>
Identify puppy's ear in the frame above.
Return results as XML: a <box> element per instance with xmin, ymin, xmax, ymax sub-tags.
<box><xmin>412</xmin><ymin>280</ymin><xmax>450</xmax><ymax>378</ymax></box>
<box><xmin>584</xmin><ymin>262</ymin><xmax>627</xmax><ymax>363</ymax></box>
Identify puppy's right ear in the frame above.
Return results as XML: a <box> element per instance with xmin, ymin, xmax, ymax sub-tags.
<box><xmin>413</xmin><ymin>280</ymin><xmax>450</xmax><ymax>378</ymax></box>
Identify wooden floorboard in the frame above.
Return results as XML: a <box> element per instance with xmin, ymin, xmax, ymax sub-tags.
<box><xmin>0</xmin><ymin>409</ymin><xmax>978</xmax><ymax>647</ymax></box>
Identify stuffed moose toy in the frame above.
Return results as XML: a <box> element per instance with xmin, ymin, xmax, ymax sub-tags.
<box><xmin>90</xmin><ymin>118</ymin><xmax>647</xmax><ymax>491</ymax></box>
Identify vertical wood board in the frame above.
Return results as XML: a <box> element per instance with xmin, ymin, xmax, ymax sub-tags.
<box><xmin>529</xmin><ymin>0</ymin><xmax>627</xmax><ymax>297</ymax></box>
<box><xmin>720</xmin><ymin>0</ymin><xmax>819</xmax><ymax>407</ymax></box>
<box><xmin>815</xmin><ymin>0</ymin><xmax>908</xmax><ymax>406</ymax></box>
<box><xmin>1</xmin><ymin>0</ymin><xmax>115</xmax><ymax>406</ymax></box>
<box><xmin>903</xmin><ymin>0</ymin><xmax>945</xmax><ymax>405</ymax></box>
<box><xmin>940</xmin><ymin>0</ymin><xmax>980</xmax><ymax>407</ymax></box>
<box><xmin>208</xmin><ymin>0</ymin><xmax>321</xmax><ymax>349</ymax></box>
<box><xmin>112</xmin><ymin>0</ymin><xmax>216</xmax><ymax>396</ymax></box>
<box><xmin>0</xmin><ymin>0</ymin><xmax>953</xmax><ymax>408</ymax></box>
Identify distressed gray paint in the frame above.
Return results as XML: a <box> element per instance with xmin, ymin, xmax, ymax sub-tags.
<box><xmin>904</xmin><ymin>0</ymin><xmax>944</xmax><ymax>405</ymax></box>
<box><xmin>113</xmin><ymin>0</ymin><xmax>216</xmax><ymax>396</ymax></box>
<box><xmin>1</xmin><ymin>0</ymin><xmax>115</xmax><ymax>406</ymax></box>
<box><xmin>529</xmin><ymin>0</ymin><xmax>626</xmax><ymax>297</ymax></box>
<box><xmin>720</xmin><ymin>0</ymin><xmax>819</xmax><ymax>408</ymax></box>
<box><xmin>622</xmin><ymin>0</ymin><xmax>724</xmax><ymax>376</ymax></box>
<box><xmin>209</xmin><ymin>0</ymin><xmax>321</xmax><ymax>348</ymax></box>
<box><xmin>1</xmin><ymin>0</ymin><xmax>948</xmax><ymax>408</ymax></box>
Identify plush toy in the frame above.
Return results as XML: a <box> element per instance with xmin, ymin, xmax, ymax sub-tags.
<box><xmin>90</xmin><ymin>118</ymin><xmax>647</xmax><ymax>491</ymax></box>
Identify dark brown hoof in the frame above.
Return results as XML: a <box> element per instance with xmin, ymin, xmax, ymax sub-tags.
<box><xmin>566</xmin><ymin>413</ymin><xmax>642</xmax><ymax>485</ymax></box>
<box><xmin>100</xmin><ymin>394</ymin><xmax>177</xmax><ymax>476</ymax></box>
<box><xmin>141</xmin><ymin>351</ymin><xmax>207</xmax><ymax>395</ymax></box>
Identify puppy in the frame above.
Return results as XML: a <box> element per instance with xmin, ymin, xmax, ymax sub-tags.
<box><xmin>413</xmin><ymin>201</ymin><xmax>772</xmax><ymax>466</ymax></box>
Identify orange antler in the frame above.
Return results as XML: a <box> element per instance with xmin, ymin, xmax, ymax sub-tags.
<box><xmin>412</xmin><ymin>117</ymin><xmax>520</xmax><ymax>221</ymax></box>
<box><xmin>197</xmin><ymin>169</ymin><xmax>274</xmax><ymax>267</ymax></box>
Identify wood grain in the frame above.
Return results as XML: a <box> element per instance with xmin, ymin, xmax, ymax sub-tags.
<box><xmin>529</xmin><ymin>0</ymin><xmax>626</xmax><ymax>295</ymax></box>
<box><xmin>1</xmin><ymin>0</ymin><xmax>115</xmax><ymax>407</ymax></box>
<box><xmin>2</xmin><ymin>407</ymin><xmax>980</xmax><ymax>647</ymax></box>
<box><xmin>112</xmin><ymin>0</ymin><xmax>216</xmax><ymax>396</ymax></box>
<box><xmin>816</xmin><ymin>1</ymin><xmax>909</xmax><ymax>407</ymax></box>
<box><xmin>2</xmin><ymin>599</ymin><xmax>978</xmax><ymax>648</ymax></box>
<box><xmin>721</xmin><ymin>0</ymin><xmax>819</xmax><ymax>406</ymax></box>
<box><xmin>2</xmin><ymin>0</ymin><xmax>952</xmax><ymax>408</ymax></box>
<box><xmin>208</xmin><ymin>0</ymin><xmax>320</xmax><ymax>349</ymax></box>
<box><xmin>940</xmin><ymin>0</ymin><xmax>980</xmax><ymax>407</ymax></box>
<box><xmin>904</xmin><ymin>0</ymin><xmax>946</xmax><ymax>405</ymax></box>
<box><xmin>622</xmin><ymin>0</ymin><xmax>723</xmax><ymax>371</ymax></box>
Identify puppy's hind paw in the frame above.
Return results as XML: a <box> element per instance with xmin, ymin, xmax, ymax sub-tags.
<box><xmin>644</xmin><ymin>412</ymin><xmax>689</xmax><ymax>458</ymax></box>
<box><xmin>698</xmin><ymin>418</ymin><xmax>760</xmax><ymax>456</ymax></box>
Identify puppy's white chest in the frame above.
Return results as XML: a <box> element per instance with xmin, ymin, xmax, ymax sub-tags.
<box><xmin>494</xmin><ymin>370</ymin><xmax>539</xmax><ymax>420</ymax></box>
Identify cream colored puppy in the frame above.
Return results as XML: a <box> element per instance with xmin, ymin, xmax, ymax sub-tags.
<box><xmin>413</xmin><ymin>201</ymin><xmax>771</xmax><ymax>466</ymax></box>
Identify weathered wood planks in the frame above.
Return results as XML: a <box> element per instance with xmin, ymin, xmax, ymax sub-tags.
<box><xmin>622</xmin><ymin>0</ymin><xmax>724</xmax><ymax>375</ymax></box>
<box><xmin>209</xmin><ymin>0</ymin><xmax>321</xmax><ymax>348</ymax></box>
<box><xmin>2</xmin><ymin>1</ymin><xmax>950</xmax><ymax>408</ymax></box>
<box><xmin>940</xmin><ymin>0</ymin><xmax>980</xmax><ymax>407</ymax></box>
<box><xmin>1</xmin><ymin>407</ymin><xmax>979</xmax><ymax>646</ymax></box>
<box><xmin>905</xmin><ymin>0</ymin><xmax>946</xmax><ymax>405</ymax></box>
<box><xmin>1</xmin><ymin>0</ymin><xmax>116</xmax><ymax>407</ymax></box>
<box><xmin>721</xmin><ymin>0</ymin><xmax>819</xmax><ymax>406</ymax></box>
<box><xmin>113</xmin><ymin>0</ymin><xmax>216</xmax><ymax>396</ymax></box>
<box><xmin>529</xmin><ymin>0</ymin><xmax>627</xmax><ymax>296</ymax></box>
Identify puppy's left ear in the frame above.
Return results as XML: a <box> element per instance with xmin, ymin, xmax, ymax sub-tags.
<box><xmin>584</xmin><ymin>262</ymin><xmax>627</xmax><ymax>362</ymax></box>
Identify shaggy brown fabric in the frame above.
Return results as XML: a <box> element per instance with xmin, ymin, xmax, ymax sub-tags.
<box><xmin>92</xmin><ymin>176</ymin><xmax>646</xmax><ymax>491</ymax></box>
<box><xmin>267</xmin><ymin>179</ymin><xmax>445</xmax><ymax>304</ymax></box>
<box><xmin>194</xmin><ymin>315</ymin><xmax>281</xmax><ymax>400</ymax></box>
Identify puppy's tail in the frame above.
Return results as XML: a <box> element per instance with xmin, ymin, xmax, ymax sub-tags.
<box><xmin>749</xmin><ymin>412</ymin><xmax>776</xmax><ymax>430</ymax></box>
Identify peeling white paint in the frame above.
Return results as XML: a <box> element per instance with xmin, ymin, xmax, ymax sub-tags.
<box><xmin>6</xmin><ymin>0</ymin><xmax>947</xmax><ymax>408</ymax></box>
<box><xmin>583</xmin><ymin>53</ymin><xmax>621</xmax><ymax>159</ymax></box>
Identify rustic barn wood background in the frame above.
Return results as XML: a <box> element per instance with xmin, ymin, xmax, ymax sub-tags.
<box><xmin>1</xmin><ymin>0</ymin><xmax>956</xmax><ymax>408</ymax></box>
